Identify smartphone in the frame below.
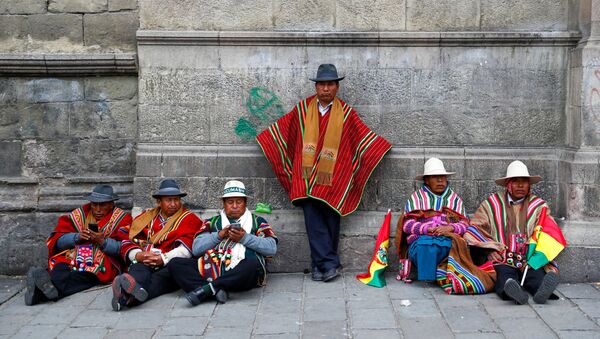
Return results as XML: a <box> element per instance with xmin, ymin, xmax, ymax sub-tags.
<box><xmin>229</xmin><ymin>223</ymin><xmax>242</xmax><ymax>231</ymax></box>
<box><xmin>88</xmin><ymin>223</ymin><xmax>98</xmax><ymax>232</ymax></box>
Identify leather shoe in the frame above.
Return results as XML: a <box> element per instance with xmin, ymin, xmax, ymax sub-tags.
<box><xmin>215</xmin><ymin>289</ymin><xmax>228</xmax><ymax>304</ymax></box>
<box><xmin>185</xmin><ymin>287</ymin><xmax>209</xmax><ymax>306</ymax></box>
<box><xmin>533</xmin><ymin>271</ymin><xmax>559</xmax><ymax>304</ymax></box>
<box><xmin>323</xmin><ymin>268</ymin><xmax>339</xmax><ymax>282</ymax></box>
<box><xmin>311</xmin><ymin>267</ymin><xmax>324</xmax><ymax>281</ymax></box>
<box><xmin>504</xmin><ymin>278</ymin><xmax>529</xmax><ymax>305</ymax></box>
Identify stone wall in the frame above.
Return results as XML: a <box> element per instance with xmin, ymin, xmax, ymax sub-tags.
<box><xmin>1</xmin><ymin>0</ymin><xmax>600</xmax><ymax>282</ymax></box>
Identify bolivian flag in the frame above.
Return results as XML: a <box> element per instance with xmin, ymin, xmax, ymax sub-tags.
<box><xmin>356</xmin><ymin>210</ymin><xmax>391</xmax><ymax>288</ymax></box>
<box><xmin>526</xmin><ymin>207</ymin><xmax>567</xmax><ymax>270</ymax></box>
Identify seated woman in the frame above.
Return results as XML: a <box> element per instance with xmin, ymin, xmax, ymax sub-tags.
<box><xmin>396</xmin><ymin>158</ymin><xmax>498</xmax><ymax>294</ymax></box>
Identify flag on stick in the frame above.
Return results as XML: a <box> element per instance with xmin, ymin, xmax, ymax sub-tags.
<box><xmin>356</xmin><ymin>210</ymin><xmax>391</xmax><ymax>288</ymax></box>
<box><xmin>526</xmin><ymin>207</ymin><xmax>567</xmax><ymax>270</ymax></box>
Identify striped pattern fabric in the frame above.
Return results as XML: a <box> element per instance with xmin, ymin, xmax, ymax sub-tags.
<box><xmin>484</xmin><ymin>193</ymin><xmax>545</xmax><ymax>245</ymax></box>
<box><xmin>257</xmin><ymin>95</ymin><xmax>391</xmax><ymax>216</ymax></box>
<box><xmin>405</xmin><ymin>185</ymin><xmax>465</xmax><ymax>215</ymax></box>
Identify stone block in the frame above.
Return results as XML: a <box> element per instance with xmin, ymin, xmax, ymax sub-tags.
<box><xmin>442</xmin><ymin>47</ymin><xmax>569</xmax><ymax>71</ymax></box>
<box><xmin>138</xmin><ymin>104</ymin><xmax>211</xmax><ymax>143</ymax></box>
<box><xmin>219</xmin><ymin>46</ymin><xmax>307</xmax><ymax>70</ymax></box>
<box><xmin>379</xmin><ymin>47</ymin><xmax>441</xmax><ymax>69</ymax></box>
<box><xmin>491</xmin><ymin>107</ymin><xmax>564</xmax><ymax>146</ymax></box>
<box><xmin>0</xmin><ymin>78</ymin><xmax>17</xmax><ymax>105</ymax></box>
<box><xmin>139</xmin><ymin>0</ymin><xmax>273</xmax><ymax>30</ymax></box>
<box><xmin>406</xmin><ymin>0</ymin><xmax>479</xmax><ymax>31</ymax></box>
<box><xmin>0</xmin><ymin>0</ymin><xmax>46</xmax><ymax>14</ymax></box>
<box><xmin>272</xmin><ymin>0</ymin><xmax>335</xmax><ymax>31</ymax></box>
<box><xmin>336</xmin><ymin>0</ymin><xmax>405</xmax><ymax>31</ymax></box>
<box><xmin>84</xmin><ymin>76</ymin><xmax>137</xmax><ymax>101</ymax></box>
<box><xmin>137</xmin><ymin>45</ymin><xmax>220</xmax><ymax>71</ymax></box>
<box><xmin>480</xmin><ymin>0</ymin><xmax>568</xmax><ymax>31</ymax></box>
<box><xmin>0</xmin><ymin>15</ymin><xmax>28</xmax><ymax>40</ymax></box>
<box><xmin>109</xmin><ymin>0</ymin><xmax>137</xmax><ymax>11</ymax></box>
<box><xmin>49</xmin><ymin>0</ymin><xmax>107</xmax><ymax>13</ymax></box>
<box><xmin>69</xmin><ymin>100</ymin><xmax>137</xmax><ymax>139</ymax></box>
<box><xmin>306</xmin><ymin>46</ymin><xmax>380</xmax><ymax>71</ymax></box>
<box><xmin>22</xmin><ymin>139</ymin><xmax>135</xmax><ymax>177</ymax></box>
<box><xmin>26</xmin><ymin>14</ymin><xmax>83</xmax><ymax>43</ymax></box>
<box><xmin>18</xmin><ymin>103</ymin><xmax>70</xmax><ymax>139</ymax></box>
<box><xmin>0</xmin><ymin>141</ymin><xmax>21</xmax><ymax>176</ymax></box>
<box><xmin>0</xmin><ymin>105</ymin><xmax>20</xmax><ymax>139</ymax></box>
<box><xmin>83</xmin><ymin>11</ymin><xmax>138</xmax><ymax>50</ymax></box>
<box><xmin>17</xmin><ymin>78</ymin><xmax>83</xmax><ymax>103</ymax></box>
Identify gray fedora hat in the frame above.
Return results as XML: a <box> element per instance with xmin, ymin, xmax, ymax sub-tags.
<box><xmin>152</xmin><ymin>179</ymin><xmax>187</xmax><ymax>198</ymax></box>
<box><xmin>309</xmin><ymin>64</ymin><xmax>345</xmax><ymax>82</ymax></box>
<box><xmin>84</xmin><ymin>184</ymin><xmax>119</xmax><ymax>203</ymax></box>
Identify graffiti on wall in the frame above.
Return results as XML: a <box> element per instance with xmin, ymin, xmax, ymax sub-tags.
<box><xmin>235</xmin><ymin>87</ymin><xmax>285</xmax><ymax>140</ymax></box>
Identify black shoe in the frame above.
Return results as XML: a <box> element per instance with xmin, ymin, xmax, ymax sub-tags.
<box><xmin>25</xmin><ymin>268</ymin><xmax>47</xmax><ymax>306</ymax></box>
<box><xmin>215</xmin><ymin>289</ymin><xmax>228</xmax><ymax>304</ymax></box>
<box><xmin>311</xmin><ymin>267</ymin><xmax>324</xmax><ymax>281</ymax></box>
<box><xmin>533</xmin><ymin>271</ymin><xmax>559</xmax><ymax>304</ymax></box>
<box><xmin>185</xmin><ymin>287</ymin><xmax>209</xmax><ymax>306</ymax></box>
<box><xmin>28</xmin><ymin>267</ymin><xmax>58</xmax><ymax>302</ymax></box>
<box><xmin>111</xmin><ymin>274</ymin><xmax>148</xmax><ymax>311</ymax></box>
<box><xmin>323</xmin><ymin>268</ymin><xmax>339</xmax><ymax>282</ymax></box>
<box><xmin>504</xmin><ymin>278</ymin><xmax>529</xmax><ymax>305</ymax></box>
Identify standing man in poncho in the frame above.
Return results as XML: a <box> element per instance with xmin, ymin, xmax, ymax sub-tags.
<box><xmin>257</xmin><ymin>64</ymin><xmax>391</xmax><ymax>282</ymax></box>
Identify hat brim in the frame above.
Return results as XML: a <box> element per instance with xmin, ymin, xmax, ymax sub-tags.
<box><xmin>222</xmin><ymin>193</ymin><xmax>248</xmax><ymax>199</ymax></box>
<box><xmin>415</xmin><ymin>171</ymin><xmax>456</xmax><ymax>180</ymax></box>
<box><xmin>494</xmin><ymin>176</ymin><xmax>542</xmax><ymax>186</ymax></box>
<box><xmin>84</xmin><ymin>193</ymin><xmax>119</xmax><ymax>203</ymax></box>
<box><xmin>152</xmin><ymin>192</ymin><xmax>187</xmax><ymax>198</ymax></box>
<box><xmin>309</xmin><ymin>76</ymin><xmax>345</xmax><ymax>82</ymax></box>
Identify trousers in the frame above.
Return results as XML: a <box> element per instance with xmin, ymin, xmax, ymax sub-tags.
<box><xmin>299</xmin><ymin>198</ymin><xmax>341</xmax><ymax>272</ymax></box>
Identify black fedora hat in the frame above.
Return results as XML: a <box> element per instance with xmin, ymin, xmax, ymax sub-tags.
<box><xmin>309</xmin><ymin>64</ymin><xmax>345</xmax><ymax>82</ymax></box>
<box><xmin>84</xmin><ymin>185</ymin><xmax>119</xmax><ymax>203</ymax></box>
<box><xmin>152</xmin><ymin>179</ymin><xmax>187</xmax><ymax>198</ymax></box>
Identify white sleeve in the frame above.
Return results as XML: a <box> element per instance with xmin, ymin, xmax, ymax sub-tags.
<box><xmin>161</xmin><ymin>245</ymin><xmax>192</xmax><ymax>265</ymax></box>
<box><xmin>128</xmin><ymin>248</ymin><xmax>142</xmax><ymax>262</ymax></box>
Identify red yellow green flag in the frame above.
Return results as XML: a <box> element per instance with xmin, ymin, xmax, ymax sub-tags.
<box><xmin>526</xmin><ymin>207</ymin><xmax>567</xmax><ymax>270</ymax></box>
<box><xmin>356</xmin><ymin>210</ymin><xmax>391</xmax><ymax>288</ymax></box>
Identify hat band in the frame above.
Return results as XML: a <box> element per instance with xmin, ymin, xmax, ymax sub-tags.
<box><xmin>223</xmin><ymin>187</ymin><xmax>246</xmax><ymax>195</ymax></box>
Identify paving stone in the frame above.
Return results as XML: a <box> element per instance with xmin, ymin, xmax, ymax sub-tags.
<box><xmin>347</xmin><ymin>297</ymin><xmax>393</xmax><ymax>311</ymax></box>
<box><xmin>572</xmin><ymin>299</ymin><xmax>600</xmax><ymax>319</ymax></box>
<box><xmin>30</xmin><ymin>305</ymin><xmax>86</xmax><ymax>325</ymax></box>
<box><xmin>11</xmin><ymin>324</ymin><xmax>66</xmax><ymax>339</ymax></box>
<box><xmin>0</xmin><ymin>278</ymin><xmax>23</xmax><ymax>304</ymax></box>
<box><xmin>304</xmin><ymin>279</ymin><xmax>344</xmax><ymax>299</ymax></box>
<box><xmin>254</xmin><ymin>312</ymin><xmax>300</xmax><ymax>335</ymax></box>
<box><xmin>556</xmin><ymin>284</ymin><xmax>600</xmax><ymax>299</ymax></box>
<box><xmin>433</xmin><ymin>293</ymin><xmax>480</xmax><ymax>308</ymax></box>
<box><xmin>264</xmin><ymin>273</ymin><xmax>304</xmax><ymax>293</ymax></box>
<box><xmin>352</xmin><ymin>329</ymin><xmax>402</xmax><ymax>339</ymax></box>
<box><xmin>455</xmin><ymin>333</ymin><xmax>504</xmax><ymax>339</ymax></box>
<box><xmin>350</xmin><ymin>307</ymin><xmax>396</xmax><ymax>329</ymax></box>
<box><xmin>0</xmin><ymin>314</ymin><xmax>34</xmax><ymax>336</ymax></box>
<box><xmin>557</xmin><ymin>330</ymin><xmax>600</xmax><ymax>339</ymax></box>
<box><xmin>483</xmin><ymin>304</ymin><xmax>540</xmax><ymax>319</ymax></box>
<box><xmin>392</xmin><ymin>298</ymin><xmax>443</xmax><ymax>319</ymax></box>
<box><xmin>397</xmin><ymin>316</ymin><xmax>453</xmax><ymax>338</ymax></box>
<box><xmin>441</xmin><ymin>305</ymin><xmax>499</xmax><ymax>333</ymax></box>
<box><xmin>58</xmin><ymin>326</ymin><xmax>108</xmax><ymax>339</ymax></box>
<box><xmin>87</xmin><ymin>287</ymin><xmax>112</xmax><ymax>310</ymax></box>
<box><xmin>260</xmin><ymin>292</ymin><xmax>302</xmax><ymax>314</ymax></box>
<box><xmin>303</xmin><ymin>297</ymin><xmax>347</xmax><ymax>322</ymax></box>
<box><xmin>139</xmin><ymin>291</ymin><xmax>178</xmax><ymax>309</ymax></box>
<box><xmin>386</xmin><ymin>280</ymin><xmax>435</xmax><ymax>300</ymax></box>
<box><xmin>254</xmin><ymin>334</ymin><xmax>299</xmax><ymax>339</ymax></box>
<box><xmin>301</xmin><ymin>320</ymin><xmax>347</xmax><ymax>339</ymax></box>
<box><xmin>70</xmin><ymin>309</ymin><xmax>120</xmax><ymax>328</ymax></box>
<box><xmin>113</xmin><ymin>310</ymin><xmax>167</xmax><ymax>330</ymax></box>
<box><xmin>533</xmin><ymin>305</ymin><xmax>600</xmax><ymax>331</ymax></box>
<box><xmin>495</xmin><ymin>316</ymin><xmax>557</xmax><ymax>339</ymax></box>
<box><xmin>60</xmin><ymin>287</ymin><xmax>104</xmax><ymax>306</ymax></box>
<box><xmin>170</xmin><ymin>295</ymin><xmax>216</xmax><ymax>317</ymax></box>
<box><xmin>203</xmin><ymin>327</ymin><xmax>252</xmax><ymax>339</ymax></box>
<box><xmin>210</xmin><ymin>304</ymin><xmax>257</xmax><ymax>328</ymax></box>
<box><xmin>104</xmin><ymin>329</ymin><xmax>156</xmax><ymax>339</ymax></box>
<box><xmin>158</xmin><ymin>316</ymin><xmax>209</xmax><ymax>336</ymax></box>
<box><xmin>0</xmin><ymin>292</ymin><xmax>49</xmax><ymax>316</ymax></box>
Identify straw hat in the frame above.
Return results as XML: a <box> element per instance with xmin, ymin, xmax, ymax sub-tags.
<box><xmin>415</xmin><ymin>158</ymin><xmax>456</xmax><ymax>180</ymax></box>
<box><xmin>495</xmin><ymin>160</ymin><xmax>542</xmax><ymax>186</ymax></box>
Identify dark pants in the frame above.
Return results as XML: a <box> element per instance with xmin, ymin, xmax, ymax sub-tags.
<box><xmin>50</xmin><ymin>263</ymin><xmax>100</xmax><ymax>299</ymax></box>
<box><xmin>128</xmin><ymin>263</ymin><xmax>179</xmax><ymax>304</ymax></box>
<box><xmin>494</xmin><ymin>264</ymin><xmax>545</xmax><ymax>300</ymax></box>
<box><xmin>299</xmin><ymin>198</ymin><xmax>341</xmax><ymax>272</ymax></box>
<box><xmin>168</xmin><ymin>257</ymin><xmax>262</xmax><ymax>293</ymax></box>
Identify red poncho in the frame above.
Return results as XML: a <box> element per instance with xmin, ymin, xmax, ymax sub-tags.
<box><xmin>257</xmin><ymin>95</ymin><xmax>391</xmax><ymax>216</ymax></box>
<box><xmin>46</xmin><ymin>204</ymin><xmax>132</xmax><ymax>283</ymax></box>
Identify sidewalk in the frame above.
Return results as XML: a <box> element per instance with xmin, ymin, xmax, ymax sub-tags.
<box><xmin>0</xmin><ymin>273</ymin><xmax>599</xmax><ymax>339</ymax></box>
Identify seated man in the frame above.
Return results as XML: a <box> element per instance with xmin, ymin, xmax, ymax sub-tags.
<box><xmin>396</xmin><ymin>158</ymin><xmax>469</xmax><ymax>281</ymax></box>
<box><xmin>111</xmin><ymin>179</ymin><xmax>202</xmax><ymax>311</ymax></box>
<box><xmin>25</xmin><ymin>185</ymin><xmax>132</xmax><ymax>305</ymax></box>
<box><xmin>168</xmin><ymin>180</ymin><xmax>277</xmax><ymax>305</ymax></box>
<box><xmin>470</xmin><ymin>160</ymin><xmax>560</xmax><ymax>304</ymax></box>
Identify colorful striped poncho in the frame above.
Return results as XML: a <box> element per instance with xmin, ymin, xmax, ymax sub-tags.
<box><xmin>404</xmin><ymin>185</ymin><xmax>466</xmax><ymax>216</ymax></box>
<box><xmin>469</xmin><ymin>191</ymin><xmax>559</xmax><ymax>273</ymax></box>
<box><xmin>256</xmin><ymin>95</ymin><xmax>391</xmax><ymax>216</ymax></box>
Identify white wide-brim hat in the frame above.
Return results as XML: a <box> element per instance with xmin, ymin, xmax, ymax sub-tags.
<box><xmin>415</xmin><ymin>157</ymin><xmax>456</xmax><ymax>180</ymax></box>
<box><xmin>495</xmin><ymin>160</ymin><xmax>542</xmax><ymax>186</ymax></box>
<box><xmin>222</xmin><ymin>180</ymin><xmax>248</xmax><ymax>198</ymax></box>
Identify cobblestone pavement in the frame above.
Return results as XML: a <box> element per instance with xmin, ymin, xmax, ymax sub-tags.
<box><xmin>0</xmin><ymin>273</ymin><xmax>599</xmax><ymax>339</ymax></box>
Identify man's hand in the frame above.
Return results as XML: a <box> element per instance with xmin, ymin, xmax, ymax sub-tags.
<box><xmin>84</xmin><ymin>230</ymin><xmax>105</xmax><ymax>245</ymax></box>
<box><xmin>218</xmin><ymin>228</ymin><xmax>229</xmax><ymax>240</ymax></box>
<box><xmin>228</xmin><ymin>227</ymin><xmax>246</xmax><ymax>242</ymax></box>
<box><xmin>136</xmin><ymin>251</ymin><xmax>164</xmax><ymax>267</ymax></box>
<box><xmin>487</xmin><ymin>251</ymin><xmax>503</xmax><ymax>262</ymax></box>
